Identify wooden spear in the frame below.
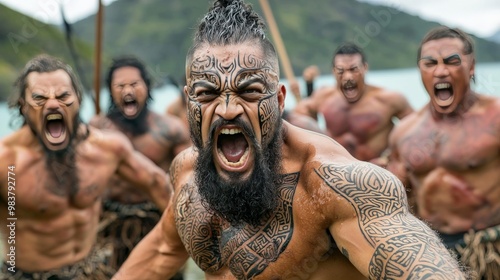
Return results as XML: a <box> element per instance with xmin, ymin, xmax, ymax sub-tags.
<box><xmin>258</xmin><ymin>0</ymin><xmax>300</xmax><ymax>102</ymax></box>
<box><xmin>93</xmin><ymin>0</ymin><xmax>104</xmax><ymax>115</ymax></box>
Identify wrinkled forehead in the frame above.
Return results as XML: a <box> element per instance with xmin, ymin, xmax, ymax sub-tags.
<box><xmin>334</xmin><ymin>54</ymin><xmax>364</xmax><ymax>68</ymax></box>
<box><xmin>26</xmin><ymin>70</ymin><xmax>75</xmax><ymax>94</ymax></box>
<box><xmin>187</xmin><ymin>43</ymin><xmax>278</xmax><ymax>84</ymax></box>
<box><xmin>420</xmin><ymin>37</ymin><xmax>467</xmax><ymax>58</ymax></box>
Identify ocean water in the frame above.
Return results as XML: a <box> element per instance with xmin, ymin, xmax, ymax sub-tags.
<box><xmin>1</xmin><ymin>62</ymin><xmax>499</xmax><ymax>138</ymax></box>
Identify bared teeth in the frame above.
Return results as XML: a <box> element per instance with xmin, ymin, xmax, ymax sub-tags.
<box><xmin>435</xmin><ymin>83</ymin><xmax>451</xmax><ymax>89</ymax></box>
<box><xmin>124</xmin><ymin>96</ymin><xmax>135</xmax><ymax>102</ymax></box>
<box><xmin>46</xmin><ymin>114</ymin><xmax>62</xmax><ymax>120</ymax></box>
<box><xmin>220</xmin><ymin>128</ymin><xmax>242</xmax><ymax>135</ymax></box>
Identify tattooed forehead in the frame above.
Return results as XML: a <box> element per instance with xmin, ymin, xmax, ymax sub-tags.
<box><xmin>188</xmin><ymin>53</ymin><xmax>278</xmax><ymax>89</ymax></box>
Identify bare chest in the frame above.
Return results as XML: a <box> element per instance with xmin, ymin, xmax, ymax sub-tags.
<box><xmin>320</xmin><ymin>97</ymin><xmax>390</xmax><ymax>139</ymax></box>
<box><xmin>13</xmin><ymin>155</ymin><xmax>113</xmax><ymax>217</ymax></box>
<box><xmin>174</xmin><ymin>173</ymin><xmax>333</xmax><ymax>279</ymax></box>
<box><xmin>398</xmin><ymin>117</ymin><xmax>499</xmax><ymax>173</ymax></box>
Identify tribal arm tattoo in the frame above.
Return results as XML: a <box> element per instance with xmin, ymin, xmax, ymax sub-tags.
<box><xmin>316</xmin><ymin>162</ymin><xmax>465</xmax><ymax>280</ymax></box>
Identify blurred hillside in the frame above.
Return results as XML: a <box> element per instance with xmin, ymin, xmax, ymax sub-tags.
<box><xmin>0</xmin><ymin>4</ymin><xmax>94</xmax><ymax>102</ymax></box>
<box><xmin>1</xmin><ymin>0</ymin><xmax>500</xmax><ymax>101</ymax></box>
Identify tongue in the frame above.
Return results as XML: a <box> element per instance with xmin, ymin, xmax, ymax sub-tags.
<box><xmin>220</xmin><ymin>135</ymin><xmax>247</xmax><ymax>163</ymax></box>
<box><xmin>436</xmin><ymin>90</ymin><xmax>452</xmax><ymax>101</ymax></box>
<box><xmin>124</xmin><ymin>103</ymin><xmax>137</xmax><ymax>116</ymax></box>
<box><xmin>47</xmin><ymin>121</ymin><xmax>63</xmax><ymax>138</ymax></box>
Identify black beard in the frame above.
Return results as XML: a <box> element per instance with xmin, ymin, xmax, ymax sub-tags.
<box><xmin>45</xmin><ymin>143</ymin><xmax>80</xmax><ymax>198</ymax></box>
<box><xmin>195</xmin><ymin>117</ymin><xmax>283</xmax><ymax>227</ymax></box>
<box><xmin>40</xmin><ymin>116</ymin><xmax>86</xmax><ymax>198</ymax></box>
<box><xmin>107</xmin><ymin>102</ymin><xmax>149</xmax><ymax>136</ymax></box>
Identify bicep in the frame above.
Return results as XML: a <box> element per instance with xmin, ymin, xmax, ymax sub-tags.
<box><xmin>324</xmin><ymin>162</ymin><xmax>459</xmax><ymax>278</ymax></box>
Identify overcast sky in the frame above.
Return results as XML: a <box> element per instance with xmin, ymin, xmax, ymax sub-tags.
<box><xmin>359</xmin><ymin>0</ymin><xmax>500</xmax><ymax>38</ymax></box>
<box><xmin>1</xmin><ymin>0</ymin><xmax>499</xmax><ymax>39</ymax></box>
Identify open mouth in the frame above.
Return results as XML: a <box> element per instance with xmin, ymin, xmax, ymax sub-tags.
<box><xmin>216</xmin><ymin>127</ymin><xmax>250</xmax><ymax>170</ymax></box>
<box><xmin>123</xmin><ymin>95</ymin><xmax>138</xmax><ymax>117</ymax></box>
<box><xmin>434</xmin><ymin>82</ymin><xmax>454</xmax><ymax>107</ymax></box>
<box><xmin>44</xmin><ymin>114</ymin><xmax>67</xmax><ymax>145</ymax></box>
<box><xmin>342</xmin><ymin>83</ymin><xmax>358</xmax><ymax>99</ymax></box>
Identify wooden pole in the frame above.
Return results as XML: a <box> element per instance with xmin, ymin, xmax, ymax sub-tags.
<box><xmin>258</xmin><ymin>0</ymin><xmax>300</xmax><ymax>101</ymax></box>
<box><xmin>93</xmin><ymin>0</ymin><xmax>104</xmax><ymax>115</ymax></box>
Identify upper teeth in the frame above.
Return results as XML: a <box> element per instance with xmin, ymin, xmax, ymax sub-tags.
<box><xmin>47</xmin><ymin>114</ymin><xmax>62</xmax><ymax>120</ymax></box>
<box><xmin>435</xmin><ymin>83</ymin><xmax>451</xmax><ymax>89</ymax></box>
<box><xmin>220</xmin><ymin>128</ymin><xmax>242</xmax><ymax>135</ymax></box>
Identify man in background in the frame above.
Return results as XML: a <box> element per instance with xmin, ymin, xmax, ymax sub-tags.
<box><xmin>294</xmin><ymin>42</ymin><xmax>413</xmax><ymax>161</ymax></box>
<box><xmin>0</xmin><ymin>54</ymin><xmax>171</xmax><ymax>279</ymax></box>
<box><xmin>90</xmin><ymin>55</ymin><xmax>190</xmax><ymax>275</ymax></box>
<box><xmin>386</xmin><ymin>26</ymin><xmax>500</xmax><ymax>279</ymax></box>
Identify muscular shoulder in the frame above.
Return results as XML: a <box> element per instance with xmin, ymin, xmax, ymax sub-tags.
<box><xmin>283</xmin><ymin>123</ymin><xmax>352</xmax><ymax>177</ymax></box>
<box><xmin>0</xmin><ymin>127</ymin><xmax>36</xmax><ymax>182</ymax></box>
<box><xmin>310</xmin><ymin>157</ymin><xmax>408</xmax><ymax>222</ymax></box>
<box><xmin>388</xmin><ymin>106</ymin><xmax>427</xmax><ymax>146</ymax></box>
<box><xmin>87</xmin><ymin>126</ymin><xmax>134</xmax><ymax>157</ymax></box>
<box><xmin>168</xmin><ymin>147</ymin><xmax>197</xmax><ymax>191</ymax></box>
<box><xmin>88</xmin><ymin>113</ymin><xmax>114</xmax><ymax>129</ymax></box>
<box><xmin>149</xmin><ymin>112</ymin><xmax>189</xmax><ymax>142</ymax></box>
<box><xmin>373</xmin><ymin>88</ymin><xmax>412</xmax><ymax>111</ymax></box>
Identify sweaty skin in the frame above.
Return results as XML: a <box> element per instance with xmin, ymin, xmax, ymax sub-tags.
<box><xmin>387</xmin><ymin>37</ymin><xmax>500</xmax><ymax>234</ymax></box>
<box><xmin>112</xmin><ymin>43</ymin><xmax>464</xmax><ymax>280</ymax></box>
<box><xmin>294</xmin><ymin>54</ymin><xmax>413</xmax><ymax>161</ymax></box>
<box><xmin>0</xmin><ymin>69</ymin><xmax>171</xmax><ymax>272</ymax></box>
<box><xmin>388</xmin><ymin>98</ymin><xmax>500</xmax><ymax>233</ymax></box>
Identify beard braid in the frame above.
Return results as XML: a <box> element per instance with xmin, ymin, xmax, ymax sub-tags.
<box><xmin>42</xmin><ymin>116</ymin><xmax>86</xmax><ymax>198</ymax></box>
<box><xmin>107</xmin><ymin>102</ymin><xmax>149</xmax><ymax>136</ymax></box>
<box><xmin>195</xmin><ymin>117</ymin><xmax>284</xmax><ymax>227</ymax></box>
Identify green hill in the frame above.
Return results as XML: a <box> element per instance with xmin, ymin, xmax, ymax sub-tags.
<box><xmin>70</xmin><ymin>0</ymin><xmax>500</xmax><ymax>85</ymax></box>
<box><xmin>0</xmin><ymin>4</ymin><xmax>94</xmax><ymax>102</ymax></box>
<box><xmin>1</xmin><ymin>0</ymin><xmax>499</xmax><ymax>102</ymax></box>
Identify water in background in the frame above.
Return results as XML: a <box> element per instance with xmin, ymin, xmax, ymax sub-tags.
<box><xmin>1</xmin><ymin>62</ymin><xmax>499</xmax><ymax>138</ymax></box>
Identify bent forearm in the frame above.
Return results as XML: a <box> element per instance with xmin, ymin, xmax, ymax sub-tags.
<box><xmin>368</xmin><ymin>216</ymin><xmax>466</xmax><ymax>279</ymax></box>
<box><xmin>113</xmin><ymin>225</ymin><xmax>189</xmax><ymax>280</ymax></box>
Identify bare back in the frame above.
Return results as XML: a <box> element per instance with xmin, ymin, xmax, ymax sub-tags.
<box><xmin>389</xmin><ymin>96</ymin><xmax>500</xmax><ymax>233</ymax></box>
<box><xmin>91</xmin><ymin>111</ymin><xmax>189</xmax><ymax>203</ymax></box>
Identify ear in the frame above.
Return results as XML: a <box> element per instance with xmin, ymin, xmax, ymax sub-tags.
<box><xmin>278</xmin><ymin>83</ymin><xmax>286</xmax><ymax>115</ymax></box>
<box><xmin>183</xmin><ymin>85</ymin><xmax>189</xmax><ymax>98</ymax></box>
<box><xmin>19</xmin><ymin>99</ymin><xmax>26</xmax><ymax>114</ymax></box>
<box><xmin>363</xmin><ymin>62</ymin><xmax>369</xmax><ymax>71</ymax></box>
<box><xmin>469</xmin><ymin>58</ymin><xmax>475</xmax><ymax>78</ymax></box>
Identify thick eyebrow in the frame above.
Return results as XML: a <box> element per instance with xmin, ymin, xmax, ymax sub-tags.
<box><xmin>192</xmin><ymin>80</ymin><xmax>217</xmax><ymax>90</ymax></box>
<box><xmin>443</xmin><ymin>54</ymin><xmax>462</xmax><ymax>64</ymax></box>
<box><xmin>57</xmin><ymin>91</ymin><xmax>70</xmax><ymax>97</ymax></box>
<box><xmin>31</xmin><ymin>92</ymin><xmax>44</xmax><ymax>98</ymax></box>
<box><xmin>237</xmin><ymin>77</ymin><xmax>262</xmax><ymax>89</ymax></box>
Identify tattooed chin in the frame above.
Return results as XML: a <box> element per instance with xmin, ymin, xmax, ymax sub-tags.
<box><xmin>195</xmin><ymin>119</ymin><xmax>284</xmax><ymax>226</ymax></box>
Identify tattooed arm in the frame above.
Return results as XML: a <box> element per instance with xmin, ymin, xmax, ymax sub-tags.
<box><xmin>318</xmin><ymin>161</ymin><xmax>466</xmax><ymax>279</ymax></box>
